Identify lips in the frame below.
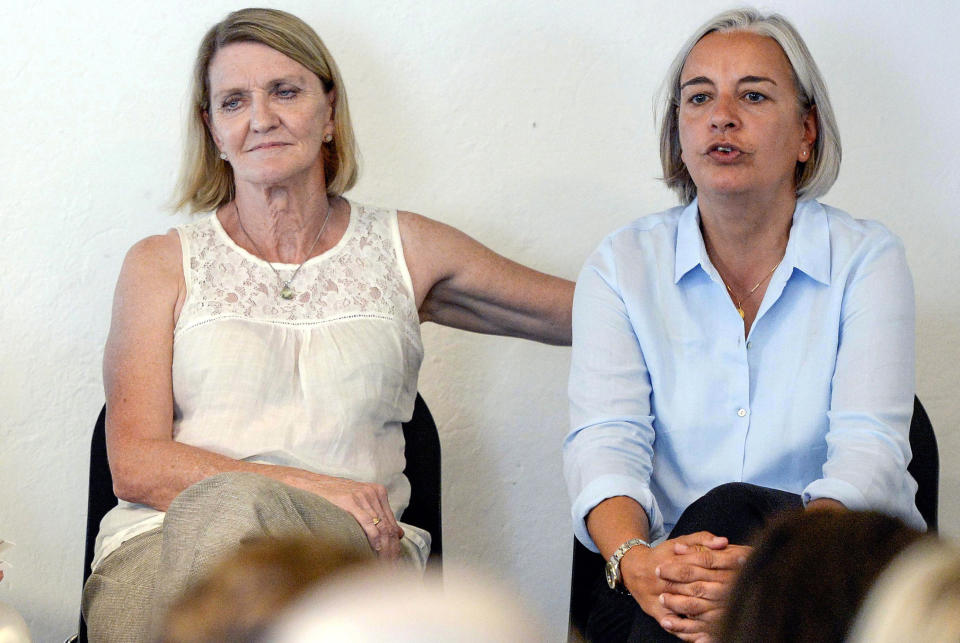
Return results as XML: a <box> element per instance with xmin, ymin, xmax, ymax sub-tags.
<box><xmin>249</xmin><ymin>142</ymin><xmax>290</xmax><ymax>152</ymax></box>
<box><xmin>706</xmin><ymin>142</ymin><xmax>744</xmax><ymax>161</ymax></box>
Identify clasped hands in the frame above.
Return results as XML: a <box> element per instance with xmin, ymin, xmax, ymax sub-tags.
<box><xmin>621</xmin><ymin>532</ymin><xmax>750</xmax><ymax>643</ymax></box>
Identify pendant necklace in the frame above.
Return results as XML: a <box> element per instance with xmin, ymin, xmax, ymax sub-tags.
<box><xmin>234</xmin><ymin>201</ymin><xmax>333</xmax><ymax>300</ymax></box>
<box><xmin>718</xmin><ymin>259</ymin><xmax>782</xmax><ymax>319</ymax></box>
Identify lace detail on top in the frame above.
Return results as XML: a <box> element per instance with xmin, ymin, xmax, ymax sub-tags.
<box><xmin>91</xmin><ymin>200</ymin><xmax>429</xmax><ymax>573</ymax></box>
<box><xmin>175</xmin><ymin>201</ymin><xmax>419</xmax><ymax>337</ymax></box>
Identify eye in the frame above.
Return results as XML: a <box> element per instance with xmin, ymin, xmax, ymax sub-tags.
<box><xmin>220</xmin><ymin>96</ymin><xmax>243</xmax><ymax>112</ymax></box>
<box><xmin>688</xmin><ymin>93</ymin><xmax>710</xmax><ymax>105</ymax></box>
<box><xmin>275</xmin><ymin>86</ymin><xmax>300</xmax><ymax>99</ymax></box>
<box><xmin>744</xmin><ymin>91</ymin><xmax>767</xmax><ymax>103</ymax></box>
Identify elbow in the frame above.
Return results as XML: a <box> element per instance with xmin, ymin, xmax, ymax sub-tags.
<box><xmin>108</xmin><ymin>450</ymin><xmax>153</xmax><ymax>505</ymax></box>
<box><xmin>110</xmin><ymin>465</ymin><xmax>142</xmax><ymax>504</ymax></box>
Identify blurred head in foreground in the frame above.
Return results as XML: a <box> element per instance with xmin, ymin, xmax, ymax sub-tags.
<box><xmin>719</xmin><ymin>510</ymin><xmax>923</xmax><ymax>643</ymax></box>
<box><xmin>848</xmin><ymin>538</ymin><xmax>960</xmax><ymax>643</ymax></box>
<box><xmin>161</xmin><ymin>534</ymin><xmax>370</xmax><ymax>642</ymax></box>
<box><xmin>265</xmin><ymin>566</ymin><xmax>546</xmax><ymax>642</ymax></box>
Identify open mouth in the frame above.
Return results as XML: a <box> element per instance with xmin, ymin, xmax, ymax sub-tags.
<box><xmin>707</xmin><ymin>143</ymin><xmax>743</xmax><ymax>160</ymax></box>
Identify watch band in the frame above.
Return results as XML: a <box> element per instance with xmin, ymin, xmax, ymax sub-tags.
<box><xmin>606</xmin><ymin>537</ymin><xmax>652</xmax><ymax>591</ymax></box>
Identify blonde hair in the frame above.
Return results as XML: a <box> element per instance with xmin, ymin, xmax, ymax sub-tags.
<box><xmin>161</xmin><ymin>535</ymin><xmax>370</xmax><ymax>642</ymax></box>
<box><xmin>174</xmin><ymin>8</ymin><xmax>359</xmax><ymax>213</ymax></box>
<box><xmin>658</xmin><ymin>8</ymin><xmax>841</xmax><ymax>204</ymax></box>
<box><xmin>848</xmin><ymin>539</ymin><xmax>960</xmax><ymax>643</ymax></box>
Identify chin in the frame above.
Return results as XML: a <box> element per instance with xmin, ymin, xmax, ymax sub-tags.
<box><xmin>695</xmin><ymin>179</ymin><xmax>751</xmax><ymax>198</ymax></box>
<box><xmin>236</xmin><ymin>164</ymin><xmax>309</xmax><ymax>186</ymax></box>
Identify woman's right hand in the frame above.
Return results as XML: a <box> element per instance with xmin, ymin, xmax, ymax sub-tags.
<box><xmin>285</xmin><ymin>471</ymin><xmax>404</xmax><ymax>560</ymax></box>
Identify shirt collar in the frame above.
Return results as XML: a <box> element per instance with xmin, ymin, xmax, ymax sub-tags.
<box><xmin>674</xmin><ymin>198</ymin><xmax>831</xmax><ymax>286</ymax></box>
<box><xmin>784</xmin><ymin>200</ymin><xmax>831</xmax><ymax>285</ymax></box>
<box><xmin>674</xmin><ymin>200</ymin><xmax>707</xmax><ymax>283</ymax></box>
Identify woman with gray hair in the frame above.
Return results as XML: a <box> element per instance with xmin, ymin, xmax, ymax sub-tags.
<box><xmin>564</xmin><ymin>8</ymin><xmax>923</xmax><ymax>642</ymax></box>
<box><xmin>82</xmin><ymin>7</ymin><xmax>573</xmax><ymax>641</ymax></box>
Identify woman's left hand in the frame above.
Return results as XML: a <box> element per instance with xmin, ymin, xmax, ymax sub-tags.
<box><xmin>654</xmin><ymin>541</ymin><xmax>752</xmax><ymax>642</ymax></box>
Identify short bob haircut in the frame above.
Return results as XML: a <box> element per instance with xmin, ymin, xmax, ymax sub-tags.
<box><xmin>658</xmin><ymin>8</ymin><xmax>841</xmax><ymax>205</ymax></box>
<box><xmin>175</xmin><ymin>8</ymin><xmax>359</xmax><ymax>213</ymax></box>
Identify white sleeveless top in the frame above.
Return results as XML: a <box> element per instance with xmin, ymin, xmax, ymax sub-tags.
<box><xmin>92</xmin><ymin>200</ymin><xmax>427</xmax><ymax>570</ymax></box>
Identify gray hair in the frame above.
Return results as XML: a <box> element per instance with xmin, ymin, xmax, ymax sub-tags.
<box><xmin>658</xmin><ymin>8</ymin><xmax>841</xmax><ymax>204</ymax></box>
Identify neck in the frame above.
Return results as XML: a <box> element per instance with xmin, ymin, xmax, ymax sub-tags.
<box><xmin>231</xmin><ymin>178</ymin><xmax>332</xmax><ymax>264</ymax></box>
<box><xmin>698</xmin><ymin>189</ymin><xmax>795</xmax><ymax>289</ymax></box>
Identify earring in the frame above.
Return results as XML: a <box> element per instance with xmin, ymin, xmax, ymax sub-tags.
<box><xmin>323</xmin><ymin>134</ymin><xmax>333</xmax><ymax>143</ymax></box>
<box><xmin>219</xmin><ymin>152</ymin><xmax>228</xmax><ymax>160</ymax></box>
<box><xmin>800</xmin><ymin>149</ymin><xmax>809</xmax><ymax>160</ymax></box>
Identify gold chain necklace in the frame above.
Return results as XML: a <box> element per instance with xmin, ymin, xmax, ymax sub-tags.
<box><xmin>717</xmin><ymin>259</ymin><xmax>782</xmax><ymax>319</ymax></box>
<box><xmin>234</xmin><ymin>201</ymin><xmax>332</xmax><ymax>300</ymax></box>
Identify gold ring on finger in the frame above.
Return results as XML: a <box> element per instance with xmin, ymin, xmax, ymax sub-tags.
<box><xmin>372</xmin><ymin>516</ymin><xmax>382</xmax><ymax>526</ymax></box>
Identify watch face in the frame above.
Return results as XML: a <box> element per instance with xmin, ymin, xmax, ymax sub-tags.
<box><xmin>605</xmin><ymin>562</ymin><xmax>617</xmax><ymax>589</ymax></box>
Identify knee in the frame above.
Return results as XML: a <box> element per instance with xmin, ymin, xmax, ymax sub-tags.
<box><xmin>697</xmin><ymin>482</ymin><xmax>758</xmax><ymax>506</ymax></box>
<box><xmin>169</xmin><ymin>472</ymin><xmax>287</xmax><ymax>517</ymax></box>
<box><xmin>674</xmin><ymin>483</ymin><xmax>765</xmax><ymax>533</ymax></box>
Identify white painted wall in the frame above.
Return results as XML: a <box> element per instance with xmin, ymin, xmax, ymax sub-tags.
<box><xmin>1</xmin><ymin>1</ymin><xmax>957</xmax><ymax>640</ymax></box>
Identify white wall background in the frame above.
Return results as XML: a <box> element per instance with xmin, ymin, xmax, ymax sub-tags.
<box><xmin>0</xmin><ymin>1</ymin><xmax>957</xmax><ymax>640</ymax></box>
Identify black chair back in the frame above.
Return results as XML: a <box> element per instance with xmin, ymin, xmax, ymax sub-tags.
<box><xmin>78</xmin><ymin>394</ymin><xmax>442</xmax><ymax>642</ymax></box>
<box><xmin>907</xmin><ymin>396</ymin><xmax>938</xmax><ymax>532</ymax></box>
<box><xmin>566</xmin><ymin>395</ymin><xmax>939</xmax><ymax>641</ymax></box>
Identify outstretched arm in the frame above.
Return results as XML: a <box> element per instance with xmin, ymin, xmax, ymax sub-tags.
<box><xmin>398</xmin><ymin>211</ymin><xmax>573</xmax><ymax>345</ymax></box>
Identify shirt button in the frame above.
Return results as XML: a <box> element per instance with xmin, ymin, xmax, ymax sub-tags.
<box><xmin>746</xmin><ymin>341</ymin><xmax>752</xmax><ymax>349</ymax></box>
<box><xmin>737</xmin><ymin>408</ymin><xmax>747</xmax><ymax>417</ymax></box>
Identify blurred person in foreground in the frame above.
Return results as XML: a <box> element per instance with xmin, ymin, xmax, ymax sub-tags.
<box><xmin>161</xmin><ymin>535</ymin><xmax>370</xmax><ymax>643</ymax></box>
<box><xmin>847</xmin><ymin>538</ymin><xmax>960</xmax><ymax>643</ymax></box>
<box><xmin>265</xmin><ymin>565</ymin><xmax>545</xmax><ymax>642</ymax></box>
<box><xmin>563</xmin><ymin>8</ymin><xmax>924</xmax><ymax>642</ymax></box>
<box><xmin>718</xmin><ymin>510</ymin><xmax>922</xmax><ymax>643</ymax></box>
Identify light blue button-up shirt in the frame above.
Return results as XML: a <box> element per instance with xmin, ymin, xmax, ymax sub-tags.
<box><xmin>564</xmin><ymin>199</ymin><xmax>924</xmax><ymax>551</ymax></box>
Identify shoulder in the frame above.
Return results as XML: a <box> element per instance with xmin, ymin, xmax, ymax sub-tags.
<box><xmin>811</xmin><ymin>202</ymin><xmax>907</xmax><ymax>265</ymax></box>
<box><xmin>594</xmin><ymin>205</ymin><xmax>686</xmax><ymax>256</ymax></box>
<box><xmin>126</xmin><ymin>230</ymin><xmax>182</xmax><ymax>265</ymax></box>
<box><xmin>120</xmin><ymin>231</ymin><xmax>183</xmax><ymax>290</ymax></box>
<box><xmin>813</xmin><ymin>201</ymin><xmax>903</xmax><ymax>247</ymax></box>
<box><xmin>396</xmin><ymin>209</ymin><xmax>454</xmax><ymax>237</ymax></box>
<box><xmin>396</xmin><ymin>209</ymin><xmax>471</xmax><ymax>261</ymax></box>
<box><xmin>581</xmin><ymin>204</ymin><xmax>686</xmax><ymax>278</ymax></box>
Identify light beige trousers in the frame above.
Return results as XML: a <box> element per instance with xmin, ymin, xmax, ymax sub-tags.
<box><xmin>82</xmin><ymin>472</ymin><xmax>405</xmax><ymax>642</ymax></box>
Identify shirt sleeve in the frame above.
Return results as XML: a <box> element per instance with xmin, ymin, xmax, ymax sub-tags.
<box><xmin>563</xmin><ymin>238</ymin><xmax>665</xmax><ymax>552</ymax></box>
<box><xmin>802</xmin><ymin>228</ymin><xmax>926</xmax><ymax>530</ymax></box>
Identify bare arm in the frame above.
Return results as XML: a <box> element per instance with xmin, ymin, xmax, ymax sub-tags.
<box><xmin>398</xmin><ymin>211</ymin><xmax>573</xmax><ymax>345</ymax></box>
<box><xmin>104</xmin><ymin>232</ymin><xmax>402</xmax><ymax>557</ymax></box>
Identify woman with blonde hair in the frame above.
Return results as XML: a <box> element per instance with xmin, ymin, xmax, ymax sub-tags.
<box><xmin>82</xmin><ymin>7</ymin><xmax>572</xmax><ymax>641</ymax></box>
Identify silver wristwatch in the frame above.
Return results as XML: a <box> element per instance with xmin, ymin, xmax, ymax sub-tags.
<box><xmin>605</xmin><ymin>537</ymin><xmax>652</xmax><ymax>591</ymax></box>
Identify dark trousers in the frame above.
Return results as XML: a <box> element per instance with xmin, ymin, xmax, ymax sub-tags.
<box><xmin>584</xmin><ymin>483</ymin><xmax>802</xmax><ymax>643</ymax></box>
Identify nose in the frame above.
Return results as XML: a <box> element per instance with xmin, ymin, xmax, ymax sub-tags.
<box><xmin>249</xmin><ymin>92</ymin><xmax>280</xmax><ymax>132</ymax></box>
<box><xmin>709</xmin><ymin>93</ymin><xmax>740</xmax><ymax>133</ymax></box>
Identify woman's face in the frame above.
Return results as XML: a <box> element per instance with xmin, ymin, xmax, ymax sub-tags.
<box><xmin>205</xmin><ymin>42</ymin><xmax>333</xmax><ymax>189</ymax></box>
<box><xmin>678</xmin><ymin>30</ymin><xmax>816</xmax><ymax>203</ymax></box>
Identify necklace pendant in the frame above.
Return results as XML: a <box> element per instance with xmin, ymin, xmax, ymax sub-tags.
<box><xmin>737</xmin><ymin>306</ymin><xmax>745</xmax><ymax>319</ymax></box>
<box><xmin>280</xmin><ymin>283</ymin><xmax>295</xmax><ymax>300</ymax></box>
